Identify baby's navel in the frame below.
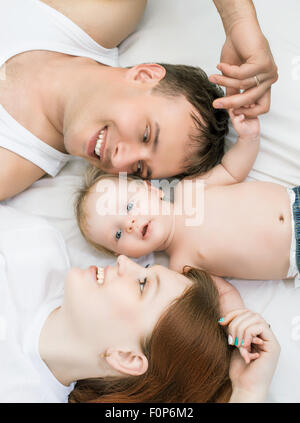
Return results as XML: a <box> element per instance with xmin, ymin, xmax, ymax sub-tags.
<box><xmin>279</xmin><ymin>214</ymin><xmax>285</xmax><ymax>223</ymax></box>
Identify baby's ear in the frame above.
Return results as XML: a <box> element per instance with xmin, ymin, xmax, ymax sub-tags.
<box><xmin>144</xmin><ymin>180</ymin><xmax>163</xmax><ymax>197</ymax></box>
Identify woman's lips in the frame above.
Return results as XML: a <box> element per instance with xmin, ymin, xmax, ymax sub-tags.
<box><xmin>88</xmin><ymin>265</ymin><xmax>98</xmax><ymax>284</ymax></box>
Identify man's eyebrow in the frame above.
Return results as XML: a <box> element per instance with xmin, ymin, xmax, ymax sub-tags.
<box><xmin>146</xmin><ymin>121</ymin><xmax>160</xmax><ymax>179</ymax></box>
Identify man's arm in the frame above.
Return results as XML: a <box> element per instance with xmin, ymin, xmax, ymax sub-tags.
<box><xmin>0</xmin><ymin>148</ymin><xmax>45</xmax><ymax>201</ymax></box>
<box><xmin>211</xmin><ymin>0</ymin><xmax>278</xmax><ymax>117</ymax></box>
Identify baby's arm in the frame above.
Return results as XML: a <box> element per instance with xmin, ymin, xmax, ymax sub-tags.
<box><xmin>192</xmin><ymin>109</ymin><xmax>260</xmax><ymax>186</ymax></box>
<box><xmin>211</xmin><ymin>275</ymin><xmax>245</xmax><ymax>316</ymax></box>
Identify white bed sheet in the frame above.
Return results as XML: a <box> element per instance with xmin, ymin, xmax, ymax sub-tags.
<box><xmin>4</xmin><ymin>0</ymin><xmax>300</xmax><ymax>402</ymax></box>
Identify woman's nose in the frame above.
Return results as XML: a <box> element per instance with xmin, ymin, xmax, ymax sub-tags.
<box><xmin>117</xmin><ymin>254</ymin><xmax>141</xmax><ymax>276</ymax></box>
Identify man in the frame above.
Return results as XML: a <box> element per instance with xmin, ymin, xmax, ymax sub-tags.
<box><xmin>0</xmin><ymin>0</ymin><xmax>277</xmax><ymax>200</ymax></box>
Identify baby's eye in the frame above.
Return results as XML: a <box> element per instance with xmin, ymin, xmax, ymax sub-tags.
<box><xmin>115</xmin><ymin>229</ymin><xmax>122</xmax><ymax>240</ymax></box>
<box><xmin>127</xmin><ymin>202</ymin><xmax>134</xmax><ymax>212</ymax></box>
<box><xmin>139</xmin><ymin>277</ymin><xmax>147</xmax><ymax>293</ymax></box>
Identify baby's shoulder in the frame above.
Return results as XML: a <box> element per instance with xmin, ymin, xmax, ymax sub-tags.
<box><xmin>169</xmin><ymin>251</ymin><xmax>199</xmax><ymax>274</ymax></box>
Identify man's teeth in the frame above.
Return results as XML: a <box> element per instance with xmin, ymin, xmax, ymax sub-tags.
<box><xmin>97</xmin><ymin>266</ymin><xmax>104</xmax><ymax>285</ymax></box>
<box><xmin>94</xmin><ymin>129</ymin><xmax>105</xmax><ymax>158</ymax></box>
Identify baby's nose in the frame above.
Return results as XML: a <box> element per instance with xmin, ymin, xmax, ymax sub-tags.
<box><xmin>125</xmin><ymin>217</ymin><xmax>137</xmax><ymax>234</ymax></box>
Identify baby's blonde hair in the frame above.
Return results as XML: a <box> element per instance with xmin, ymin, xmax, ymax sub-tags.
<box><xmin>74</xmin><ymin>165</ymin><xmax>145</xmax><ymax>256</ymax></box>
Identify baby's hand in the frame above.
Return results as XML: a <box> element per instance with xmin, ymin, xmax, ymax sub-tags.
<box><xmin>229</xmin><ymin>108</ymin><xmax>260</xmax><ymax>141</ymax></box>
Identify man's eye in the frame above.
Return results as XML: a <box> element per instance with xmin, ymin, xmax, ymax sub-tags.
<box><xmin>136</xmin><ymin>161</ymin><xmax>142</xmax><ymax>176</ymax></box>
<box><xmin>139</xmin><ymin>277</ymin><xmax>147</xmax><ymax>293</ymax></box>
<box><xmin>115</xmin><ymin>229</ymin><xmax>122</xmax><ymax>240</ymax></box>
<box><xmin>127</xmin><ymin>202</ymin><xmax>134</xmax><ymax>212</ymax></box>
<box><xmin>143</xmin><ymin>126</ymin><xmax>150</xmax><ymax>143</ymax></box>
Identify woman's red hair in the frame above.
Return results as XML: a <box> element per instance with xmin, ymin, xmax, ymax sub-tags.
<box><xmin>69</xmin><ymin>267</ymin><xmax>232</xmax><ymax>403</ymax></box>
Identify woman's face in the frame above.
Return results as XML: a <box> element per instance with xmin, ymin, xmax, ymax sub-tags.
<box><xmin>63</xmin><ymin>255</ymin><xmax>192</xmax><ymax>354</ymax></box>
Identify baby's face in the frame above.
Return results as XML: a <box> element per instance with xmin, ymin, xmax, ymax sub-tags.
<box><xmin>83</xmin><ymin>177</ymin><xmax>173</xmax><ymax>257</ymax></box>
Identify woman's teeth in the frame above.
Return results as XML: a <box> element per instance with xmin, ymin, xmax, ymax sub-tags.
<box><xmin>97</xmin><ymin>266</ymin><xmax>104</xmax><ymax>285</ymax></box>
<box><xmin>94</xmin><ymin>129</ymin><xmax>105</xmax><ymax>158</ymax></box>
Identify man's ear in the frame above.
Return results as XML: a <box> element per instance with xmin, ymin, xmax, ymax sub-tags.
<box><xmin>104</xmin><ymin>348</ymin><xmax>148</xmax><ymax>376</ymax></box>
<box><xmin>126</xmin><ymin>64</ymin><xmax>166</xmax><ymax>84</ymax></box>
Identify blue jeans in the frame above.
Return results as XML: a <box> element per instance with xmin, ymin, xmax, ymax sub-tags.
<box><xmin>292</xmin><ymin>186</ymin><xmax>300</xmax><ymax>274</ymax></box>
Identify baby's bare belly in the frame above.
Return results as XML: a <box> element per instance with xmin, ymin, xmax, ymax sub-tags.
<box><xmin>189</xmin><ymin>182</ymin><xmax>292</xmax><ymax>280</ymax></box>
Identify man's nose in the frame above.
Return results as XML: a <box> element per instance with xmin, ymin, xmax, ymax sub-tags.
<box><xmin>111</xmin><ymin>142</ymin><xmax>148</xmax><ymax>171</ymax></box>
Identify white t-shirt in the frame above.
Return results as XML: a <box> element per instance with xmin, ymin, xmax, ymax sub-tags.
<box><xmin>0</xmin><ymin>204</ymin><xmax>75</xmax><ymax>402</ymax></box>
<box><xmin>0</xmin><ymin>0</ymin><xmax>119</xmax><ymax>176</ymax></box>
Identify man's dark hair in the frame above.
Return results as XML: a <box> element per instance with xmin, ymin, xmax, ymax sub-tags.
<box><xmin>152</xmin><ymin>64</ymin><xmax>229</xmax><ymax>178</ymax></box>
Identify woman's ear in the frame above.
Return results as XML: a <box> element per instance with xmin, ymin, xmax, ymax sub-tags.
<box><xmin>125</xmin><ymin>63</ymin><xmax>166</xmax><ymax>84</ymax></box>
<box><xmin>104</xmin><ymin>348</ymin><xmax>148</xmax><ymax>376</ymax></box>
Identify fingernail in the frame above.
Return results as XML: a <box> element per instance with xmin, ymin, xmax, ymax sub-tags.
<box><xmin>234</xmin><ymin>337</ymin><xmax>239</xmax><ymax>346</ymax></box>
<box><xmin>218</xmin><ymin>317</ymin><xmax>225</xmax><ymax>323</ymax></box>
<box><xmin>228</xmin><ymin>335</ymin><xmax>233</xmax><ymax>345</ymax></box>
<box><xmin>241</xmin><ymin>339</ymin><xmax>245</xmax><ymax>346</ymax></box>
<box><xmin>214</xmin><ymin>101</ymin><xmax>223</xmax><ymax>108</ymax></box>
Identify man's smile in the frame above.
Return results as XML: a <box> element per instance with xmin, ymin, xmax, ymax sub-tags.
<box><xmin>87</xmin><ymin>126</ymin><xmax>107</xmax><ymax>161</ymax></box>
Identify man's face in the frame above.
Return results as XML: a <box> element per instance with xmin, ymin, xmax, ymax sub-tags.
<box><xmin>63</xmin><ymin>64</ymin><xmax>198</xmax><ymax>179</ymax></box>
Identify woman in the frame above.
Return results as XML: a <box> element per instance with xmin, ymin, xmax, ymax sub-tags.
<box><xmin>0</xmin><ymin>205</ymin><xmax>279</xmax><ymax>402</ymax></box>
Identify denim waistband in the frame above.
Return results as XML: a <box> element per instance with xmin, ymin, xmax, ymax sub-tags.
<box><xmin>292</xmin><ymin>187</ymin><xmax>300</xmax><ymax>276</ymax></box>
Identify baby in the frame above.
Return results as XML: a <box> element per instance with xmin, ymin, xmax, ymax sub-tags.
<box><xmin>75</xmin><ymin>109</ymin><xmax>300</xmax><ymax>289</ymax></box>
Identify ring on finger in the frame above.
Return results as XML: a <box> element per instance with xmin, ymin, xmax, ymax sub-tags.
<box><xmin>253</xmin><ymin>75</ymin><xmax>260</xmax><ymax>87</ymax></box>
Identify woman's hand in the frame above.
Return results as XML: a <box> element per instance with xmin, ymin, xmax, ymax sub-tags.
<box><xmin>219</xmin><ymin>309</ymin><xmax>281</xmax><ymax>402</ymax></box>
<box><xmin>209</xmin><ymin>18</ymin><xmax>278</xmax><ymax>117</ymax></box>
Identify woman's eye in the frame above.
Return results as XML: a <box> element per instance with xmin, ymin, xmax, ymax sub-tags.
<box><xmin>115</xmin><ymin>229</ymin><xmax>122</xmax><ymax>240</ymax></box>
<box><xmin>139</xmin><ymin>277</ymin><xmax>147</xmax><ymax>293</ymax></box>
<box><xmin>127</xmin><ymin>202</ymin><xmax>134</xmax><ymax>212</ymax></box>
<box><xmin>143</xmin><ymin>126</ymin><xmax>150</xmax><ymax>143</ymax></box>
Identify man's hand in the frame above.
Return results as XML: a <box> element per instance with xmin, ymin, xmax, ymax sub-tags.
<box><xmin>211</xmin><ymin>2</ymin><xmax>278</xmax><ymax>117</ymax></box>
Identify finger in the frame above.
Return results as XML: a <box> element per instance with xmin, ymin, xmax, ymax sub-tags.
<box><xmin>218</xmin><ymin>308</ymin><xmax>251</xmax><ymax>326</ymax></box>
<box><xmin>214</xmin><ymin>81</ymin><xmax>270</xmax><ymax>110</ymax></box>
<box><xmin>233</xmin><ymin>92</ymin><xmax>271</xmax><ymax>117</ymax></box>
<box><xmin>226</xmin><ymin>311</ymin><xmax>256</xmax><ymax>345</ymax></box>
<box><xmin>243</xmin><ymin>323</ymin><xmax>267</xmax><ymax>347</ymax></box>
<box><xmin>210</xmin><ymin>73</ymin><xmax>266</xmax><ymax>92</ymax></box>
<box><xmin>217</xmin><ymin>61</ymin><xmax>270</xmax><ymax>81</ymax></box>
<box><xmin>252</xmin><ymin>336</ymin><xmax>264</xmax><ymax>345</ymax></box>
<box><xmin>239</xmin><ymin>347</ymin><xmax>260</xmax><ymax>364</ymax></box>
<box><xmin>229</xmin><ymin>313</ymin><xmax>264</xmax><ymax>347</ymax></box>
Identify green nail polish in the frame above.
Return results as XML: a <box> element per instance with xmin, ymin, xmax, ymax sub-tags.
<box><xmin>234</xmin><ymin>337</ymin><xmax>238</xmax><ymax>346</ymax></box>
<box><xmin>218</xmin><ymin>317</ymin><xmax>224</xmax><ymax>322</ymax></box>
<box><xmin>241</xmin><ymin>339</ymin><xmax>245</xmax><ymax>346</ymax></box>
